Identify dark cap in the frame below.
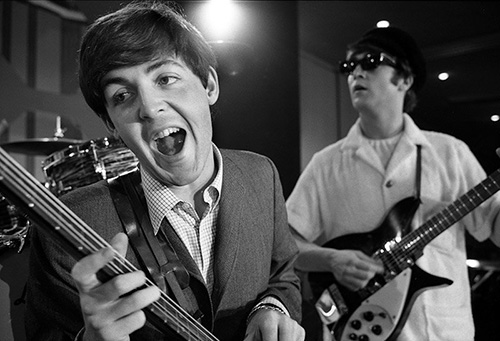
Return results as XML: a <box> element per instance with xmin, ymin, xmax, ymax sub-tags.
<box><xmin>349</xmin><ymin>26</ymin><xmax>427</xmax><ymax>92</ymax></box>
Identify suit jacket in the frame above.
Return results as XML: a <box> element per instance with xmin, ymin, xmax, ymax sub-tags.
<box><xmin>25</xmin><ymin>149</ymin><xmax>301</xmax><ymax>341</ymax></box>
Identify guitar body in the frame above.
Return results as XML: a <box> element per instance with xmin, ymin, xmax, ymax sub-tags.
<box><xmin>327</xmin><ymin>266</ymin><xmax>451</xmax><ymax>341</ymax></box>
<box><xmin>308</xmin><ymin>196</ymin><xmax>453</xmax><ymax>341</ymax></box>
<box><xmin>308</xmin><ymin>196</ymin><xmax>421</xmax><ymax>302</ymax></box>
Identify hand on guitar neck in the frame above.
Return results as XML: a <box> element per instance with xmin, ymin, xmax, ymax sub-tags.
<box><xmin>71</xmin><ymin>232</ymin><xmax>162</xmax><ymax>341</ymax></box>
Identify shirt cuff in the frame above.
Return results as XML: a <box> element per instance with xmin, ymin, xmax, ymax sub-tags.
<box><xmin>246</xmin><ymin>295</ymin><xmax>290</xmax><ymax>325</ymax></box>
<box><xmin>258</xmin><ymin>296</ymin><xmax>290</xmax><ymax>317</ymax></box>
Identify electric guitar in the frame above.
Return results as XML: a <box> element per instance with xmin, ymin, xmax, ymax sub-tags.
<box><xmin>308</xmin><ymin>168</ymin><xmax>500</xmax><ymax>341</ymax></box>
<box><xmin>0</xmin><ymin>146</ymin><xmax>219</xmax><ymax>341</ymax></box>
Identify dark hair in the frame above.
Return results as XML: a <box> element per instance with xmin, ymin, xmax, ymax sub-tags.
<box><xmin>78</xmin><ymin>0</ymin><xmax>217</xmax><ymax>126</ymax></box>
<box><xmin>395</xmin><ymin>60</ymin><xmax>419</xmax><ymax>113</ymax></box>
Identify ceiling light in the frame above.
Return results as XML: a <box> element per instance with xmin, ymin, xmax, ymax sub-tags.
<box><xmin>198</xmin><ymin>0</ymin><xmax>242</xmax><ymax>41</ymax></box>
<box><xmin>376</xmin><ymin>20</ymin><xmax>390</xmax><ymax>28</ymax></box>
<box><xmin>438</xmin><ymin>72</ymin><xmax>449</xmax><ymax>81</ymax></box>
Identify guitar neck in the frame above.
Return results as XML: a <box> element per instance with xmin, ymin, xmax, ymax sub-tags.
<box><xmin>0</xmin><ymin>147</ymin><xmax>218</xmax><ymax>341</ymax></box>
<box><xmin>380</xmin><ymin>168</ymin><xmax>500</xmax><ymax>274</ymax></box>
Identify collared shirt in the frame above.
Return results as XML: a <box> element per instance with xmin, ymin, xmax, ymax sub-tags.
<box><xmin>142</xmin><ymin>144</ymin><xmax>223</xmax><ymax>292</ymax></box>
<box><xmin>287</xmin><ymin>113</ymin><xmax>500</xmax><ymax>341</ymax></box>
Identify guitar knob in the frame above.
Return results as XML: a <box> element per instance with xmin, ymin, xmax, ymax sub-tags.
<box><xmin>350</xmin><ymin>319</ymin><xmax>362</xmax><ymax>330</ymax></box>
<box><xmin>371</xmin><ymin>324</ymin><xmax>382</xmax><ymax>335</ymax></box>
<box><xmin>363</xmin><ymin>311</ymin><xmax>374</xmax><ymax>321</ymax></box>
<box><xmin>348</xmin><ymin>333</ymin><xmax>358</xmax><ymax>340</ymax></box>
<box><xmin>358</xmin><ymin>335</ymin><xmax>370</xmax><ymax>341</ymax></box>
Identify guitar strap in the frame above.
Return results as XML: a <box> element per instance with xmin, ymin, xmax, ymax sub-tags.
<box><xmin>416</xmin><ymin>144</ymin><xmax>422</xmax><ymax>199</ymax></box>
<box><xmin>108</xmin><ymin>170</ymin><xmax>203</xmax><ymax>321</ymax></box>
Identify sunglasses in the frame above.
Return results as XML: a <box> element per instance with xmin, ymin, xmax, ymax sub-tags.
<box><xmin>339</xmin><ymin>52</ymin><xmax>398</xmax><ymax>75</ymax></box>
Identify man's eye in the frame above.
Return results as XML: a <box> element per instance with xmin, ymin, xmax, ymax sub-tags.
<box><xmin>111</xmin><ymin>91</ymin><xmax>130</xmax><ymax>105</ymax></box>
<box><xmin>158</xmin><ymin>75</ymin><xmax>178</xmax><ymax>86</ymax></box>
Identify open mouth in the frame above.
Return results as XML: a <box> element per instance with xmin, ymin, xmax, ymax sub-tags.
<box><xmin>155</xmin><ymin>128</ymin><xmax>186</xmax><ymax>156</ymax></box>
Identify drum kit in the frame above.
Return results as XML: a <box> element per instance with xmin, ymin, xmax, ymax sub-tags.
<box><xmin>0</xmin><ymin>135</ymin><xmax>139</xmax><ymax>253</ymax></box>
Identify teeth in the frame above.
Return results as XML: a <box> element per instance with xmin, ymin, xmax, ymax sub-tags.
<box><xmin>154</xmin><ymin>127</ymin><xmax>180</xmax><ymax>140</ymax></box>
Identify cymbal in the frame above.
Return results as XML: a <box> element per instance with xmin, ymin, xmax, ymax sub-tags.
<box><xmin>0</xmin><ymin>137</ymin><xmax>85</xmax><ymax>156</ymax></box>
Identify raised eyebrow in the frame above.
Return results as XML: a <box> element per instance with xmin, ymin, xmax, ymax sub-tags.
<box><xmin>147</xmin><ymin>57</ymin><xmax>187</xmax><ymax>75</ymax></box>
<box><xmin>102</xmin><ymin>59</ymin><xmax>184</xmax><ymax>89</ymax></box>
<box><xmin>102</xmin><ymin>76</ymin><xmax>127</xmax><ymax>90</ymax></box>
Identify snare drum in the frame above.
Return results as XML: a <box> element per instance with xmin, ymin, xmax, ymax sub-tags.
<box><xmin>42</xmin><ymin>136</ymin><xmax>139</xmax><ymax>196</ymax></box>
<box><xmin>0</xmin><ymin>196</ymin><xmax>30</xmax><ymax>252</ymax></box>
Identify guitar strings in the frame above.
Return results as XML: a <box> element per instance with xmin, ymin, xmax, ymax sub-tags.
<box><xmin>0</xmin><ymin>148</ymin><xmax>218</xmax><ymax>341</ymax></box>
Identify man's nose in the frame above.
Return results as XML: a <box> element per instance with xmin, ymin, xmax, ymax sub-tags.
<box><xmin>139</xmin><ymin>88</ymin><xmax>166</xmax><ymax>119</ymax></box>
<box><xmin>351</xmin><ymin>64</ymin><xmax>365</xmax><ymax>77</ymax></box>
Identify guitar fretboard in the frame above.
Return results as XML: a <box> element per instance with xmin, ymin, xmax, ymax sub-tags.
<box><xmin>378</xmin><ymin>168</ymin><xmax>500</xmax><ymax>275</ymax></box>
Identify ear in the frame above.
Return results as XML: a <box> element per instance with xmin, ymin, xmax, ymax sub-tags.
<box><xmin>399</xmin><ymin>74</ymin><xmax>414</xmax><ymax>92</ymax></box>
<box><xmin>206</xmin><ymin>66</ymin><xmax>220</xmax><ymax>105</ymax></box>
<box><xmin>104</xmin><ymin>119</ymin><xmax>119</xmax><ymax>139</ymax></box>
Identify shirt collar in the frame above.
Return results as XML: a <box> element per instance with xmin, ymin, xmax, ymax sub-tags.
<box><xmin>141</xmin><ymin>144</ymin><xmax>223</xmax><ymax>234</ymax></box>
<box><xmin>341</xmin><ymin>113</ymin><xmax>432</xmax><ymax>150</ymax></box>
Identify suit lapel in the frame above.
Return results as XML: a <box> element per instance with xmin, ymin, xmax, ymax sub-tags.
<box><xmin>211</xmin><ymin>153</ymin><xmax>246</xmax><ymax>311</ymax></box>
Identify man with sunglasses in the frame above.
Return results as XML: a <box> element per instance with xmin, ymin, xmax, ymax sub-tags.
<box><xmin>286</xmin><ymin>26</ymin><xmax>500</xmax><ymax>340</ymax></box>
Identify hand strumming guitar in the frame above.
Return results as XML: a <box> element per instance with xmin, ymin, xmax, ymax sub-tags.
<box><xmin>326</xmin><ymin>248</ymin><xmax>385</xmax><ymax>292</ymax></box>
<box><xmin>291</xmin><ymin>230</ymin><xmax>384</xmax><ymax>292</ymax></box>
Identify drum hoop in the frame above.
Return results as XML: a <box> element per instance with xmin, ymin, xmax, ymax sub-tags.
<box><xmin>42</xmin><ymin>137</ymin><xmax>125</xmax><ymax>170</ymax></box>
<box><xmin>42</xmin><ymin>136</ymin><xmax>136</xmax><ymax>196</ymax></box>
<box><xmin>42</xmin><ymin>143</ymin><xmax>90</xmax><ymax>169</ymax></box>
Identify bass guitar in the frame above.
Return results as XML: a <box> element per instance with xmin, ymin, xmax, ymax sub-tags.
<box><xmin>308</xmin><ymin>168</ymin><xmax>500</xmax><ymax>341</ymax></box>
<box><xmin>0</xmin><ymin>146</ymin><xmax>219</xmax><ymax>341</ymax></box>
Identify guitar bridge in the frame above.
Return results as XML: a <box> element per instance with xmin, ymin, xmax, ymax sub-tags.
<box><xmin>315</xmin><ymin>283</ymin><xmax>348</xmax><ymax>325</ymax></box>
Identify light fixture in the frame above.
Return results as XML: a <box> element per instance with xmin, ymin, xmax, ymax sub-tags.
<box><xmin>438</xmin><ymin>72</ymin><xmax>449</xmax><ymax>81</ymax></box>
<box><xmin>198</xmin><ymin>0</ymin><xmax>242</xmax><ymax>41</ymax></box>
<box><xmin>376</xmin><ymin>20</ymin><xmax>390</xmax><ymax>28</ymax></box>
